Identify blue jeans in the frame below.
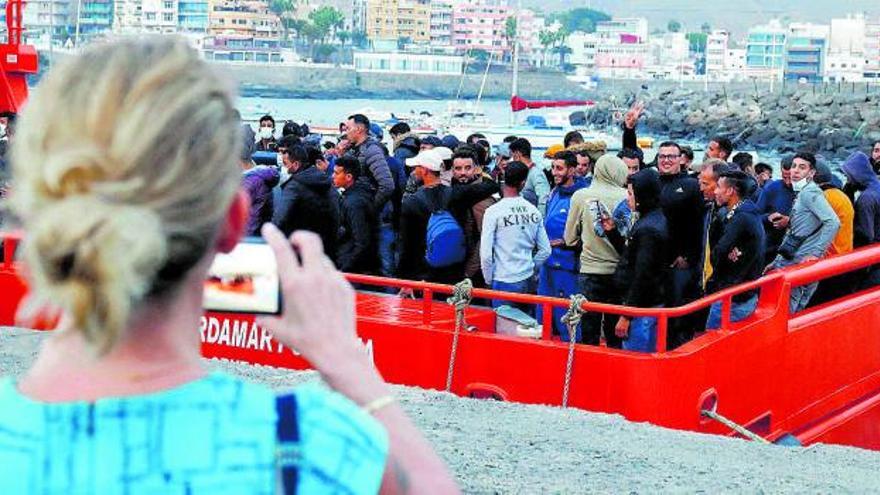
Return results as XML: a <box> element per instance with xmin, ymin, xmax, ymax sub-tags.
<box><xmin>706</xmin><ymin>294</ymin><xmax>758</xmax><ymax>330</ymax></box>
<box><xmin>379</xmin><ymin>222</ymin><xmax>397</xmax><ymax>278</ymax></box>
<box><xmin>537</xmin><ymin>266</ymin><xmax>580</xmax><ymax>342</ymax></box>
<box><xmin>623</xmin><ymin>316</ymin><xmax>658</xmax><ymax>353</ymax></box>
<box><xmin>491</xmin><ymin>278</ymin><xmax>536</xmax><ymax>316</ymax></box>
<box><xmin>790</xmin><ymin>283</ymin><xmax>818</xmax><ymax>314</ymax></box>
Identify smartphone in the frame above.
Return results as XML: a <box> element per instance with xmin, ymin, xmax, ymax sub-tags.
<box><xmin>203</xmin><ymin>237</ymin><xmax>282</xmax><ymax>315</ymax></box>
<box><xmin>588</xmin><ymin>199</ymin><xmax>611</xmax><ymax>219</ymax></box>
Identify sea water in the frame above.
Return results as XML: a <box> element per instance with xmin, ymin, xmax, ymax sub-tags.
<box><xmin>239</xmin><ymin>96</ymin><xmax>792</xmax><ymax>171</ymax></box>
<box><xmin>238</xmin><ymin>96</ymin><xmax>513</xmax><ymax>128</ymax></box>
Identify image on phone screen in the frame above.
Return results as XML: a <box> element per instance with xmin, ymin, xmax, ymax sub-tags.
<box><xmin>203</xmin><ymin>237</ymin><xmax>282</xmax><ymax>315</ymax></box>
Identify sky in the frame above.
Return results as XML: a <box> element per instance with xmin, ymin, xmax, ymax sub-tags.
<box><xmin>524</xmin><ymin>0</ymin><xmax>880</xmax><ymax>38</ymax></box>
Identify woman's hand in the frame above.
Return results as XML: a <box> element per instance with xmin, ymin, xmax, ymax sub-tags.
<box><xmin>256</xmin><ymin>224</ymin><xmax>364</xmax><ymax>371</ymax></box>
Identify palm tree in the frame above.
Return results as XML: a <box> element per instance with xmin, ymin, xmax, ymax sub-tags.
<box><xmin>538</xmin><ymin>29</ymin><xmax>556</xmax><ymax>67</ymax></box>
<box><xmin>269</xmin><ymin>0</ymin><xmax>296</xmax><ymax>43</ymax></box>
<box><xmin>554</xmin><ymin>27</ymin><xmax>571</xmax><ymax>67</ymax></box>
<box><xmin>337</xmin><ymin>30</ymin><xmax>350</xmax><ymax>47</ymax></box>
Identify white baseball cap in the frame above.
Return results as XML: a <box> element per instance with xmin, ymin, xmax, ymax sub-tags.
<box><xmin>434</xmin><ymin>147</ymin><xmax>453</xmax><ymax>161</ymax></box>
<box><xmin>406</xmin><ymin>149</ymin><xmax>444</xmax><ymax>172</ymax></box>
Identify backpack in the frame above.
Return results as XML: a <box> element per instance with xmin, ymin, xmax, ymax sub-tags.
<box><xmin>424</xmin><ymin>188</ymin><xmax>467</xmax><ymax>268</ymax></box>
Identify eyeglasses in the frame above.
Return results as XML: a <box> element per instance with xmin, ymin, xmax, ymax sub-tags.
<box><xmin>657</xmin><ymin>154</ymin><xmax>681</xmax><ymax>161</ymax></box>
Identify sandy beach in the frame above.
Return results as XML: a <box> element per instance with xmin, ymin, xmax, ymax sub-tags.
<box><xmin>3</xmin><ymin>327</ymin><xmax>879</xmax><ymax>493</ymax></box>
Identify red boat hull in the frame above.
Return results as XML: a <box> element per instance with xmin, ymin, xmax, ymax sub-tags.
<box><xmin>3</xmin><ymin>232</ymin><xmax>880</xmax><ymax>450</ymax></box>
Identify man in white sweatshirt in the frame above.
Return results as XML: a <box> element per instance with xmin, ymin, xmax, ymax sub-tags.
<box><xmin>481</xmin><ymin>161</ymin><xmax>551</xmax><ymax>315</ymax></box>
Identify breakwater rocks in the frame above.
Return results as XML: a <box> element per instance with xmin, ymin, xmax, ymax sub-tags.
<box><xmin>584</xmin><ymin>83</ymin><xmax>880</xmax><ymax>162</ymax></box>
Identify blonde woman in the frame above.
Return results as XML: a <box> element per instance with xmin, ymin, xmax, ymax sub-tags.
<box><xmin>0</xmin><ymin>37</ymin><xmax>456</xmax><ymax>494</ymax></box>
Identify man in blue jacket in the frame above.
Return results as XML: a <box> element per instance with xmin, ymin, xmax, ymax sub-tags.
<box><xmin>705</xmin><ymin>170</ymin><xmax>766</xmax><ymax>329</ymax></box>
<box><xmin>538</xmin><ymin>151</ymin><xmax>589</xmax><ymax>341</ymax></box>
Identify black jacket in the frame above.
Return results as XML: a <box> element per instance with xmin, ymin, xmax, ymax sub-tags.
<box><xmin>273</xmin><ymin>165</ymin><xmax>340</xmax><ymax>260</ymax></box>
<box><xmin>346</xmin><ymin>137</ymin><xmax>395</xmax><ymax>210</ymax></box>
<box><xmin>659</xmin><ymin>172</ymin><xmax>705</xmax><ymax>265</ymax></box>
<box><xmin>707</xmin><ymin>200</ymin><xmax>765</xmax><ymax>302</ymax></box>
<box><xmin>398</xmin><ymin>181</ymin><xmax>499</xmax><ymax>283</ymax></box>
<box><xmin>336</xmin><ymin>181</ymin><xmax>380</xmax><ymax>274</ymax></box>
<box><xmin>610</xmin><ymin>170</ymin><xmax>670</xmax><ymax>308</ymax></box>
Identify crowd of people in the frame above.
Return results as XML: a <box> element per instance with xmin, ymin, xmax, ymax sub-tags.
<box><xmin>0</xmin><ymin>37</ymin><xmax>458</xmax><ymax>494</ymax></box>
<box><xmin>238</xmin><ymin>104</ymin><xmax>880</xmax><ymax>352</ymax></box>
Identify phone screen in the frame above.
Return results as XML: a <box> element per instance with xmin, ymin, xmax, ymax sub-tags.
<box><xmin>203</xmin><ymin>238</ymin><xmax>282</xmax><ymax>315</ymax></box>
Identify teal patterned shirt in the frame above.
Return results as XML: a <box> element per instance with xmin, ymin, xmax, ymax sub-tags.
<box><xmin>0</xmin><ymin>372</ymin><xmax>388</xmax><ymax>494</ymax></box>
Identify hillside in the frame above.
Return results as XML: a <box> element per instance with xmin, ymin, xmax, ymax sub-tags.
<box><xmin>525</xmin><ymin>0</ymin><xmax>880</xmax><ymax>38</ymax></box>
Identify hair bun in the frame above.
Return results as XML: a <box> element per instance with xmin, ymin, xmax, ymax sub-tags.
<box><xmin>25</xmin><ymin>195</ymin><xmax>166</xmax><ymax>351</ymax></box>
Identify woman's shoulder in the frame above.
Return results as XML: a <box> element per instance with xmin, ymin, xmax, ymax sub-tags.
<box><xmin>282</xmin><ymin>382</ymin><xmax>390</xmax><ymax>495</ymax></box>
<box><xmin>289</xmin><ymin>381</ymin><xmax>388</xmax><ymax>457</ymax></box>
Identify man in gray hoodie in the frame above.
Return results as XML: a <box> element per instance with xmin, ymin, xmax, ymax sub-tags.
<box><xmin>769</xmin><ymin>152</ymin><xmax>840</xmax><ymax>313</ymax></box>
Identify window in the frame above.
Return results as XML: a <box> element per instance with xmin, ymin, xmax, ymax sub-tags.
<box><xmin>164</xmin><ymin>1</ymin><xmax>172</xmax><ymax>8</ymax></box>
<box><xmin>163</xmin><ymin>12</ymin><xmax>173</xmax><ymax>21</ymax></box>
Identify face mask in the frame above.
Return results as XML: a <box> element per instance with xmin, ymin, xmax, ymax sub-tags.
<box><xmin>259</xmin><ymin>127</ymin><xmax>274</xmax><ymax>140</ymax></box>
<box><xmin>279</xmin><ymin>166</ymin><xmax>291</xmax><ymax>184</ymax></box>
<box><xmin>276</xmin><ymin>152</ymin><xmax>284</xmax><ymax>168</ymax></box>
<box><xmin>793</xmin><ymin>177</ymin><xmax>809</xmax><ymax>192</ymax></box>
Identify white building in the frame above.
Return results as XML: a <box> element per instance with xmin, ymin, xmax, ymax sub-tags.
<box><xmin>706</xmin><ymin>30</ymin><xmax>729</xmax><ymax>76</ymax></box>
<box><xmin>596</xmin><ymin>17</ymin><xmax>648</xmax><ymax>42</ymax></box>
<box><xmin>429</xmin><ymin>0</ymin><xmax>453</xmax><ymax>48</ymax></box>
<box><xmin>566</xmin><ymin>31</ymin><xmax>599</xmax><ymax>69</ymax></box>
<box><xmin>352</xmin><ymin>0</ymin><xmax>368</xmax><ymax>34</ymax></box>
<box><xmin>354</xmin><ymin>50</ymin><xmax>463</xmax><ymax>74</ymax></box>
<box><xmin>829</xmin><ymin>14</ymin><xmax>866</xmax><ymax>55</ymax></box>
<box><xmin>113</xmin><ymin>0</ymin><xmax>142</xmax><ymax>33</ymax></box>
<box><xmin>825</xmin><ymin>14</ymin><xmax>867</xmax><ymax>82</ymax></box>
<box><xmin>516</xmin><ymin>8</ymin><xmax>545</xmax><ymax>66</ymax></box>
<box><xmin>825</xmin><ymin>53</ymin><xmax>866</xmax><ymax>82</ymax></box>
<box><xmin>863</xmin><ymin>17</ymin><xmax>880</xmax><ymax>80</ymax></box>
<box><xmin>726</xmin><ymin>48</ymin><xmax>746</xmax><ymax>72</ymax></box>
<box><xmin>657</xmin><ymin>32</ymin><xmax>687</xmax><ymax>65</ymax></box>
<box><xmin>141</xmin><ymin>0</ymin><xmax>178</xmax><ymax>33</ymax></box>
<box><xmin>22</xmin><ymin>0</ymin><xmax>70</xmax><ymax>42</ymax></box>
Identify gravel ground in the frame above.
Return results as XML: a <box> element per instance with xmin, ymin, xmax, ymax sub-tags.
<box><xmin>3</xmin><ymin>328</ymin><xmax>880</xmax><ymax>493</ymax></box>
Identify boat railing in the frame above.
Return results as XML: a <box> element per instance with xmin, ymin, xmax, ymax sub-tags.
<box><xmin>5</xmin><ymin>230</ymin><xmax>880</xmax><ymax>354</ymax></box>
<box><xmin>348</xmin><ymin>271</ymin><xmax>787</xmax><ymax>353</ymax></box>
<box><xmin>351</xmin><ymin>245</ymin><xmax>880</xmax><ymax>354</ymax></box>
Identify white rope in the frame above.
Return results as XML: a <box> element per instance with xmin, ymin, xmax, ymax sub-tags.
<box><xmin>701</xmin><ymin>408</ymin><xmax>771</xmax><ymax>444</ymax></box>
<box><xmin>445</xmin><ymin>279</ymin><xmax>473</xmax><ymax>392</ymax></box>
<box><xmin>561</xmin><ymin>294</ymin><xmax>587</xmax><ymax>407</ymax></box>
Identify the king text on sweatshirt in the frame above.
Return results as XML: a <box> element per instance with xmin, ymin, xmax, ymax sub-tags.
<box><xmin>480</xmin><ymin>196</ymin><xmax>551</xmax><ymax>284</ymax></box>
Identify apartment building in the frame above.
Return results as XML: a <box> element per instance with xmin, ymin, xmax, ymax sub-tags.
<box><xmin>429</xmin><ymin>0</ymin><xmax>453</xmax><ymax>48</ymax></box>
<box><xmin>866</xmin><ymin>17</ymin><xmax>880</xmax><ymax>80</ymax></box>
<box><xmin>22</xmin><ymin>0</ymin><xmax>71</xmax><ymax>40</ymax></box>
<box><xmin>745</xmin><ymin>19</ymin><xmax>786</xmax><ymax>80</ymax></box>
<box><xmin>366</xmin><ymin>0</ymin><xmax>431</xmax><ymax>44</ymax></box>
<box><xmin>210</xmin><ymin>0</ymin><xmax>281</xmax><ymax>39</ymax></box>
<box><xmin>784</xmin><ymin>23</ymin><xmax>828</xmax><ymax>83</ymax></box>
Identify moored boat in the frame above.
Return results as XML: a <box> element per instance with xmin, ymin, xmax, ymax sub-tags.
<box><xmin>3</xmin><ymin>231</ymin><xmax>880</xmax><ymax>450</ymax></box>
